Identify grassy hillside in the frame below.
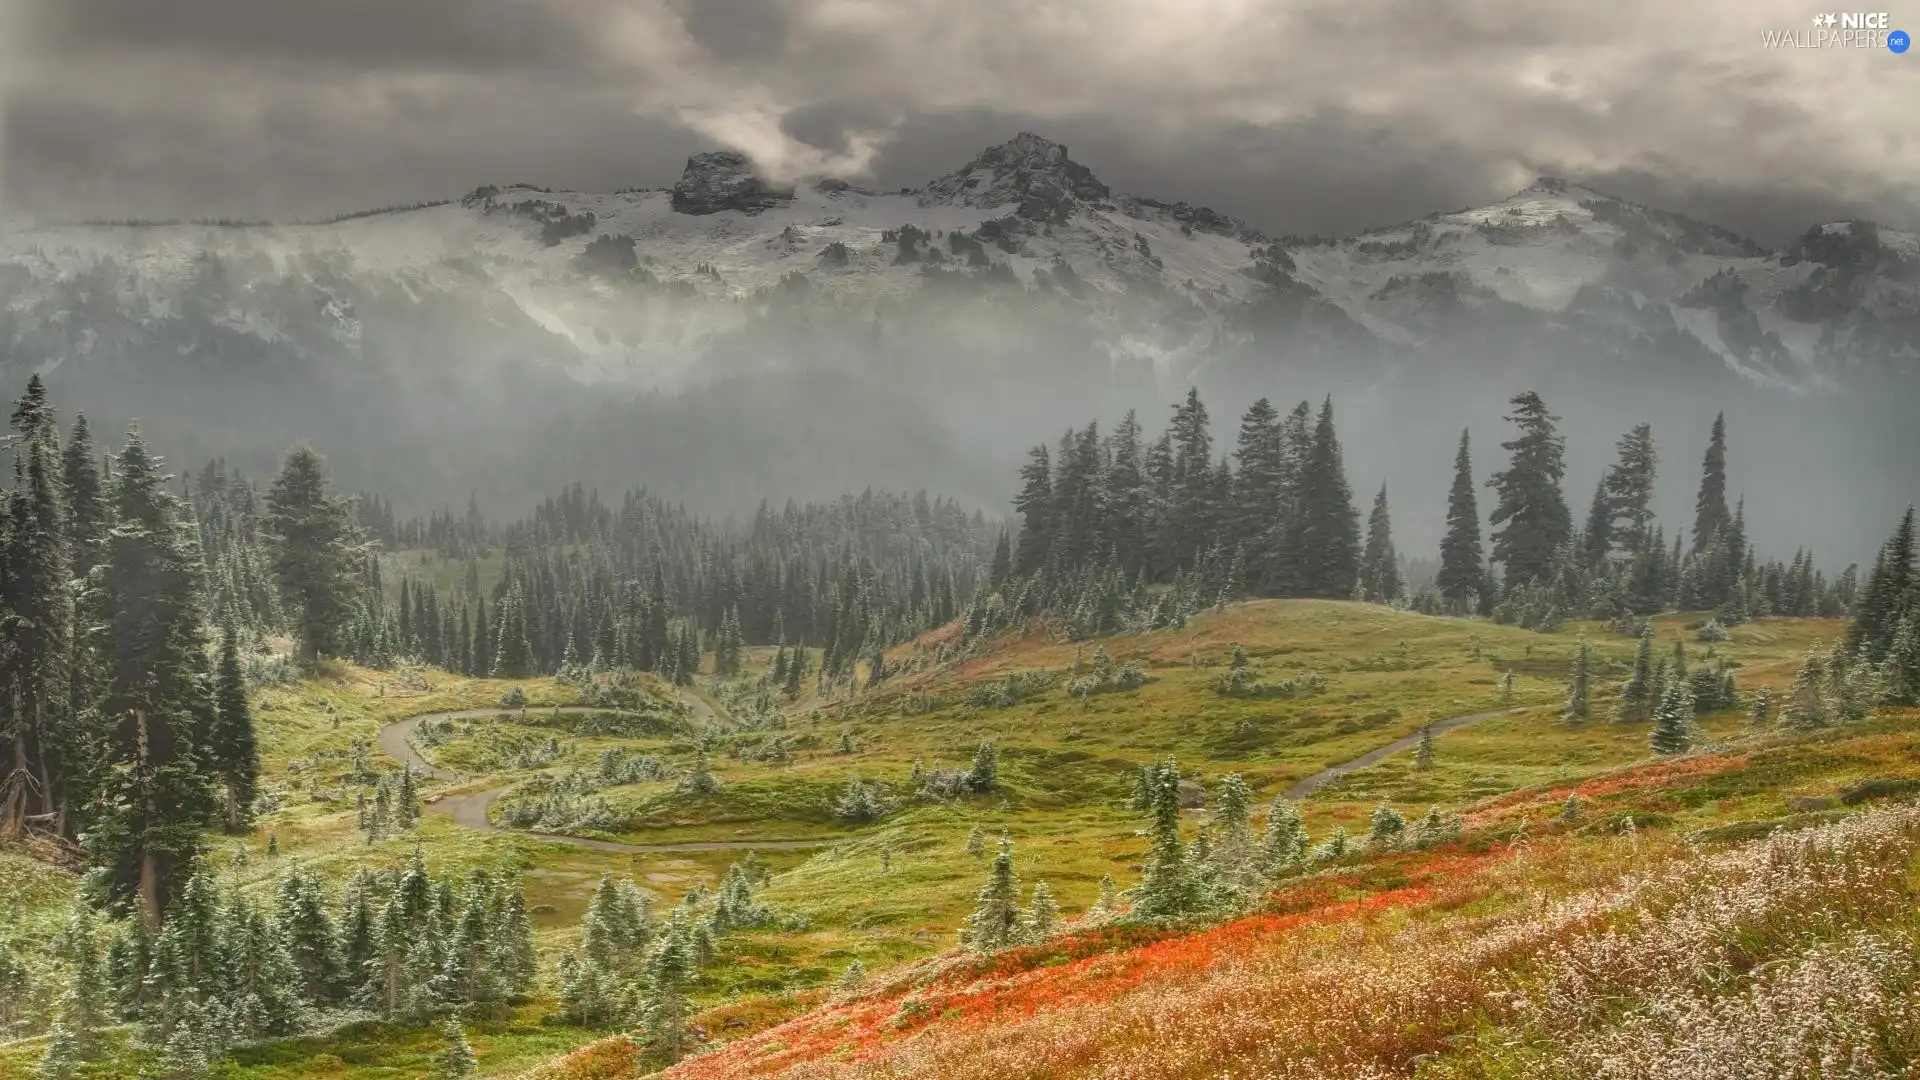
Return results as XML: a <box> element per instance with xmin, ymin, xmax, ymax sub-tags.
<box><xmin>0</xmin><ymin>600</ymin><xmax>1899</xmax><ymax>1080</ymax></box>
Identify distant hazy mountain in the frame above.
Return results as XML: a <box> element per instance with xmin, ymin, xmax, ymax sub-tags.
<box><xmin>1</xmin><ymin>134</ymin><xmax>1912</xmax><ymax>557</ymax></box>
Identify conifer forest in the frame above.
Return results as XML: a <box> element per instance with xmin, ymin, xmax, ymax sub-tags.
<box><xmin>0</xmin><ymin>364</ymin><xmax>1915</xmax><ymax>1080</ymax></box>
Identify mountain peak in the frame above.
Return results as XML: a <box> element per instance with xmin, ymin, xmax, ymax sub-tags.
<box><xmin>671</xmin><ymin>151</ymin><xmax>794</xmax><ymax>216</ymax></box>
<box><xmin>920</xmin><ymin>133</ymin><xmax>1110</xmax><ymax>219</ymax></box>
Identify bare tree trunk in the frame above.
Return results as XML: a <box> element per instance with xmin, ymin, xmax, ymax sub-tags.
<box><xmin>31</xmin><ymin>691</ymin><xmax>55</xmax><ymax>830</ymax></box>
<box><xmin>140</xmin><ymin>849</ymin><xmax>161</xmax><ymax>926</ymax></box>
<box><xmin>2</xmin><ymin>681</ymin><xmax>27</xmax><ymax>838</ymax></box>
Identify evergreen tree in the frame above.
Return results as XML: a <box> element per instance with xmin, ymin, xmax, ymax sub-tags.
<box><xmin>38</xmin><ymin>906</ymin><xmax>109</xmax><ymax>1078</ymax></box>
<box><xmin>264</xmin><ymin>448</ymin><xmax>362</xmax><ymax>665</ymax></box>
<box><xmin>1582</xmin><ymin>477</ymin><xmax>1613</xmax><ymax>566</ymax></box>
<box><xmin>1649</xmin><ymin>682</ymin><xmax>1695</xmax><ymax>755</ymax></box>
<box><xmin>1231</xmin><ymin>399</ymin><xmax>1285</xmax><ymax>590</ymax></box>
<box><xmin>1436</xmin><ymin>429</ymin><xmax>1485</xmax><ymax>608</ymax></box>
<box><xmin>1012</xmin><ymin>445</ymin><xmax>1054</xmax><ymax>578</ymax></box>
<box><xmin>1601</xmin><ymin>423</ymin><xmax>1659</xmax><ymax>556</ymax></box>
<box><xmin>208</xmin><ymin>622</ymin><xmax>259</xmax><ymax>831</ymax></box>
<box><xmin>1133</xmin><ymin>760</ymin><xmax>1202</xmax><ymax>919</ymax></box>
<box><xmin>641</xmin><ymin>920</ymin><xmax>695</xmax><ymax>1061</ymax></box>
<box><xmin>1487</xmin><ymin>392</ymin><xmax>1571</xmax><ymax>586</ymax></box>
<box><xmin>1262</xmin><ymin>797</ymin><xmax>1308</xmax><ymax>867</ymax></box>
<box><xmin>92</xmin><ymin>429</ymin><xmax>216</xmax><ymax>922</ymax></box>
<box><xmin>1358</xmin><ymin>485</ymin><xmax>1402</xmax><ymax>603</ymax></box>
<box><xmin>491</xmin><ymin>884</ymin><xmax>539</xmax><ymax>997</ymax></box>
<box><xmin>1692</xmin><ymin>412</ymin><xmax>1732</xmax><ymax>554</ymax></box>
<box><xmin>491</xmin><ymin>585</ymin><xmax>535</xmax><ymax>678</ymax></box>
<box><xmin>782</xmin><ymin>647</ymin><xmax>804</xmax><ymax>698</ymax></box>
<box><xmin>1</xmin><ymin>375</ymin><xmax>75</xmax><ymax>839</ymax></box>
<box><xmin>1614</xmin><ymin>623</ymin><xmax>1656</xmax><ymax>723</ymax></box>
<box><xmin>61</xmin><ymin>413</ymin><xmax>109</xmax><ymax>581</ymax></box>
<box><xmin>395</xmin><ymin>766</ymin><xmax>420</xmax><ymax>829</ymax></box>
<box><xmin>1415</xmin><ymin>722</ymin><xmax>1436</xmax><ymax>768</ymax></box>
<box><xmin>582</xmin><ymin>873</ymin><xmax>651</xmax><ymax>972</ymax></box>
<box><xmin>1848</xmin><ymin>507</ymin><xmax>1915</xmax><ymax>658</ymax></box>
<box><xmin>1212</xmin><ymin>773</ymin><xmax>1255</xmax><ymax>859</ymax></box>
<box><xmin>1784</xmin><ymin>646</ymin><xmax>1830</xmax><ymax>728</ymax></box>
<box><xmin>1883</xmin><ymin>614</ymin><xmax>1920</xmax><ymax>706</ymax></box>
<box><xmin>1102</xmin><ymin>411</ymin><xmax>1149</xmax><ymax>577</ymax></box>
<box><xmin>1564</xmin><ymin>632</ymin><xmax>1593</xmax><ymax>721</ymax></box>
<box><xmin>1291</xmin><ymin>398</ymin><xmax>1360</xmax><ymax>597</ymax></box>
<box><xmin>1168</xmin><ymin>389</ymin><xmax>1218</xmax><ymax>570</ymax></box>
<box><xmin>959</xmin><ymin>837</ymin><xmax>1025</xmax><ymax>952</ymax></box>
<box><xmin>276</xmin><ymin>869</ymin><xmax>343</xmax><ymax>1005</ymax></box>
<box><xmin>1368</xmin><ymin>802</ymin><xmax>1407</xmax><ymax>848</ymax></box>
<box><xmin>437</xmin><ymin>1016</ymin><xmax>479</xmax><ymax>1079</ymax></box>
<box><xmin>965</xmin><ymin>741</ymin><xmax>998</xmax><ymax>792</ymax></box>
<box><xmin>1025</xmin><ymin>881</ymin><xmax>1060</xmax><ymax>941</ymax></box>
<box><xmin>156</xmin><ymin>999</ymin><xmax>212</xmax><ymax>1080</ymax></box>
<box><xmin>836</xmin><ymin>958</ymin><xmax>866</xmax><ymax>993</ymax></box>
<box><xmin>221</xmin><ymin>895</ymin><xmax>303</xmax><ymax>1038</ymax></box>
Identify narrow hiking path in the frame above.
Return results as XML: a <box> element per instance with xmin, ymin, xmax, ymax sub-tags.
<box><xmin>376</xmin><ymin>700</ymin><xmax>837</xmax><ymax>856</ymax></box>
<box><xmin>1283</xmin><ymin>706</ymin><xmax>1531</xmax><ymax>800</ymax></box>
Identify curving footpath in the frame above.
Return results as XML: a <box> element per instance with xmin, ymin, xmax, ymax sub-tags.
<box><xmin>376</xmin><ymin>703</ymin><xmax>835</xmax><ymax>855</ymax></box>
<box><xmin>1282</xmin><ymin>706</ymin><xmax>1530</xmax><ymax>800</ymax></box>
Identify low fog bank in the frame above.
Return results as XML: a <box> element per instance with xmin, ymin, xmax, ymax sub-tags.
<box><xmin>5</xmin><ymin>271</ymin><xmax>1911</xmax><ymax>567</ymax></box>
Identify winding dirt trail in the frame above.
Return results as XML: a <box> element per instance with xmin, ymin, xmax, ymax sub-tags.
<box><xmin>1283</xmin><ymin>706</ymin><xmax>1531</xmax><ymax>800</ymax></box>
<box><xmin>377</xmin><ymin>702</ymin><xmax>836</xmax><ymax>855</ymax></box>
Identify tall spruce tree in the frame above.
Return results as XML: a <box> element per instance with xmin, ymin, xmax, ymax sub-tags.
<box><xmin>1848</xmin><ymin>507</ymin><xmax>1915</xmax><ymax>659</ymax></box>
<box><xmin>1564</xmin><ymin>631</ymin><xmax>1593</xmax><ymax>721</ymax></box>
<box><xmin>1582</xmin><ymin>476</ymin><xmax>1612</xmax><ymax>567</ymax></box>
<box><xmin>92</xmin><ymin>429</ymin><xmax>216</xmax><ymax>922</ymax></box>
<box><xmin>1601</xmin><ymin>423</ymin><xmax>1658</xmax><ymax>556</ymax></box>
<box><xmin>1012</xmin><ymin>445</ymin><xmax>1054</xmax><ymax>578</ymax></box>
<box><xmin>1102</xmin><ymin>410</ymin><xmax>1148</xmax><ymax>576</ymax></box>
<box><xmin>491</xmin><ymin>586</ymin><xmax>535</xmax><ymax>678</ymax></box>
<box><xmin>1436</xmin><ymin>429</ymin><xmax>1485</xmax><ymax>608</ymax></box>
<box><xmin>1692</xmin><ymin>412</ymin><xmax>1732</xmax><ymax>554</ymax></box>
<box><xmin>1614</xmin><ymin>623</ymin><xmax>1656</xmax><ymax>723</ymax></box>
<box><xmin>1232</xmin><ymin>399</ymin><xmax>1285</xmax><ymax>591</ymax></box>
<box><xmin>264</xmin><ymin>448</ymin><xmax>362</xmax><ymax>665</ymax></box>
<box><xmin>1</xmin><ymin>376</ymin><xmax>74</xmax><ymax>839</ymax></box>
<box><xmin>1487</xmin><ymin>392</ymin><xmax>1571</xmax><ymax>586</ymax></box>
<box><xmin>1132</xmin><ymin>759</ymin><xmax>1201</xmax><ymax>918</ymax></box>
<box><xmin>61</xmin><ymin>414</ymin><xmax>108</xmax><ymax>579</ymax></box>
<box><xmin>1293</xmin><ymin>398</ymin><xmax>1360</xmax><ymax>598</ymax></box>
<box><xmin>207</xmin><ymin>622</ymin><xmax>259</xmax><ymax>832</ymax></box>
<box><xmin>1168</xmin><ymin>388</ymin><xmax>1217</xmax><ymax>570</ymax></box>
<box><xmin>1358</xmin><ymin>485</ymin><xmax>1401</xmax><ymax>604</ymax></box>
<box><xmin>959</xmin><ymin>837</ymin><xmax>1025</xmax><ymax>953</ymax></box>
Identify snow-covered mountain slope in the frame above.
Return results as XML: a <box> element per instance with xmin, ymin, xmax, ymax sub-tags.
<box><xmin>2</xmin><ymin>133</ymin><xmax>1913</xmax><ymax>407</ymax></box>
<box><xmin>2</xmin><ymin>132</ymin><xmax>1914</xmax><ymax>556</ymax></box>
<box><xmin>1284</xmin><ymin>177</ymin><xmax>1919</xmax><ymax>387</ymax></box>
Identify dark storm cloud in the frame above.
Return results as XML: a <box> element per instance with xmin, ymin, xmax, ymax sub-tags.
<box><xmin>35</xmin><ymin>0</ymin><xmax>595</xmax><ymax>71</ymax></box>
<box><xmin>2</xmin><ymin>0</ymin><xmax>1915</xmax><ymax>239</ymax></box>
<box><xmin>671</xmin><ymin>0</ymin><xmax>797</xmax><ymax>64</ymax></box>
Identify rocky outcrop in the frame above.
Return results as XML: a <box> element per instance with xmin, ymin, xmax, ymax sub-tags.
<box><xmin>919</xmin><ymin>133</ymin><xmax>1109</xmax><ymax>221</ymax></box>
<box><xmin>670</xmin><ymin>151</ymin><xmax>794</xmax><ymax>215</ymax></box>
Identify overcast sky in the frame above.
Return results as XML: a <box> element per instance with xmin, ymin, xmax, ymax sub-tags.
<box><xmin>2</xmin><ymin>0</ymin><xmax>1915</xmax><ymax>244</ymax></box>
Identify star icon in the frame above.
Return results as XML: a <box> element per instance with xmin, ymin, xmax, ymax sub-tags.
<box><xmin>1814</xmin><ymin>13</ymin><xmax>1825</xmax><ymax>23</ymax></box>
<box><xmin>1825</xmin><ymin>13</ymin><xmax>1839</xmax><ymax>26</ymax></box>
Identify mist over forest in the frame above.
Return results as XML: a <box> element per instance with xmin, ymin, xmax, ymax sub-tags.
<box><xmin>0</xmin><ymin>134</ymin><xmax>1914</xmax><ymax>572</ymax></box>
